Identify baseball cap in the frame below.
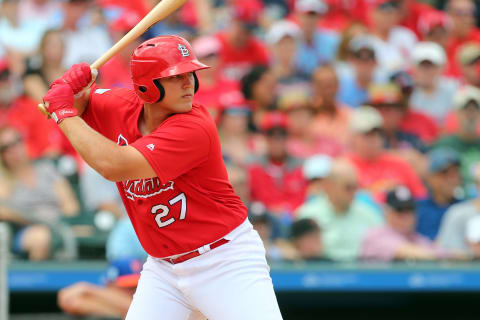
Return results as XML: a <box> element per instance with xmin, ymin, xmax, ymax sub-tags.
<box><xmin>192</xmin><ymin>36</ymin><xmax>221</xmax><ymax>59</ymax></box>
<box><xmin>295</xmin><ymin>0</ymin><xmax>327</xmax><ymax>14</ymax></box>
<box><xmin>109</xmin><ymin>11</ymin><xmax>141</xmax><ymax>33</ymax></box>
<box><xmin>277</xmin><ymin>87</ymin><xmax>312</xmax><ymax>112</ymax></box>
<box><xmin>104</xmin><ymin>258</ymin><xmax>143</xmax><ymax>288</ymax></box>
<box><xmin>349</xmin><ymin>106</ymin><xmax>384</xmax><ymax>133</ymax></box>
<box><xmin>266</xmin><ymin>20</ymin><xmax>301</xmax><ymax>45</ymax></box>
<box><xmin>260</xmin><ymin>111</ymin><xmax>289</xmax><ymax>132</ymax></box>
<box><xmin>466</xmin><ymin>215</ymin><xmax>480</xmax><ymax>243</ymax></box>
<box><xmin>457</xmin><ymin>43</ymin><xmax>480</xmax><ymax>66</ymax></box>
<box><xmin>368</xmin><ymin>84</ymin><xmax>403</xmax><ymax>106</ymax></box>
<box><xmin>428</xmin><ymin>148</ymin><xmax>460</xmax><ymax>174</ymax></box>
<box><xmin>219</xmin><ymin>91</ymin><xmax>251</xmax><ymax>116</ymax></box>
<box><xmin>232</xmin><ymin>0</ymin><xmax>263</xmax><ymax>28</ymax></box>
<box><xmin>248</xmin><ymin>201</ymin><xmax>270</xmax><ymax>224</ymax></box>
<box><xmin>385</xmin><ymin>186</ymin><xmax>416</xmax><ymax>212</ymax></box>
<box><xmin>290</xmin><ymin>218</ymin><xmax>321</xmax><ymax>240</ymax></box>
<box><xmin>302</xmin><ymin>154</ymin><xmax>332</xmax><ymax>181</ymax></box>
<box><xmin>411</xmin><ymin>42</ymin><xmax>447</xmax><ymax>66</ymax></box>
<box><xmin>349</xmin><ymin>35</ymin><xmax>377</xmax><ymax>58</ymax></box>
<box><xmin>418</xmin><ymin>10</ymin><xmax>452</xmax><ymax>36</ymax></box>
<box><xmin>453</xmin><ymin>85</ymin><xmax>480</xmax><ymax>110</ymax></box>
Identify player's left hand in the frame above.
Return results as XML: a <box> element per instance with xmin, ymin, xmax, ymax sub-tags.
<box><xmin>42</xmin><ymin>83</ymin><xmax>78</xmax><ymax>124</ymax></box>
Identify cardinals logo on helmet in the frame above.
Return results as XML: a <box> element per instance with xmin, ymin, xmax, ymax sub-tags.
<box><xmin>178</xmin><ymin>44</ymin><xmax>190</xmax><ymax>57</ymax></box>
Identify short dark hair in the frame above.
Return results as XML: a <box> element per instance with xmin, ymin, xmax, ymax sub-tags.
<box><xmin>241</xmin><ymin>65</ymin><xmax>269</xmax><ymax>100</ymax></box>
<box><xmin>290</xmin><ymin>218</ymin><xmax>321</xmax><ymax>240</ymax></box>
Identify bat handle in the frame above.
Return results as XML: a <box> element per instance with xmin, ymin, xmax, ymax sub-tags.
<box><xmin>38</xmin><ymin>69</ymin><xmax>98</xmax><ymax>118</ymax></box>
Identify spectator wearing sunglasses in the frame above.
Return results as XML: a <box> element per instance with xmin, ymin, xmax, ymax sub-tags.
<box><xmin>296</xmin><ymin>158</ymin><xmax>381</xmax><ymax>261</ymax></box>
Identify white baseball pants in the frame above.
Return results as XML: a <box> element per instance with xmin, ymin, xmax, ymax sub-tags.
<box><xmin>125</xmin><ymin>219</ymin><xmax>283</xmax><ymax>320</ymax></box>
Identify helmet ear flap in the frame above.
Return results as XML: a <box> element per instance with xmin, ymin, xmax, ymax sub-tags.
<box><xmin>193</xmin><ymin>72</ymin><xmax>199</xmax><ymax>93</ymax></box>
<box><xmin>153</xmin><ymin>79</ymin><xmax>166</xmax><ymax>102</ymax></box>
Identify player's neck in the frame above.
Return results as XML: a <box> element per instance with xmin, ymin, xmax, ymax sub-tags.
<box><xmin>140</xmin><ymin>104</ymin><xmax>171</xmax><ymax>135</ymax></box>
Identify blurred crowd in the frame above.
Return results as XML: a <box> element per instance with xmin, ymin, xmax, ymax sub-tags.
<box><xmin>3</xmin><ymin>0</ymin><xmax>480</xmax><ymax>273</ymax></box>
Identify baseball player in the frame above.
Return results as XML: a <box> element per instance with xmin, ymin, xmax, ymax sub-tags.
<box><xmin>42</xmin><ymin>36</ymin><xmax>283</xmax><ymax>320</ymax></box>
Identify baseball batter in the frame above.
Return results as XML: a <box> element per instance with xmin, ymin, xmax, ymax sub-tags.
<box><xmin>42</xmin><ymin>36</ymin><xmax>283</xmax><ymax>319</ymax></box>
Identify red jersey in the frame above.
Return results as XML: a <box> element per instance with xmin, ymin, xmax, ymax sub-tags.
<box><xmin>400</xmin><ymin>110</ymin><xmax>439</xmax><ymax>144</ymax></box>
<box><xmin>347</xmin><ymin>153</ymin><xmax>427</xmax><ymax>202</ymax></box>
<box><xmin>82</xmin><ymin>87</ymin><xmax>247</xmax><ymax>257</ymax></box>
<box><xmin>445</xmin><ymin>28</ymin><xmax>480</xmax><ymax>78</ymax></box>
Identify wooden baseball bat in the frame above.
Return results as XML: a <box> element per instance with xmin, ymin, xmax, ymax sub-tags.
<box><xmin>38</xmin><ymin>0</ymin><xmax>188</xmax><ymax>117</ymax></box>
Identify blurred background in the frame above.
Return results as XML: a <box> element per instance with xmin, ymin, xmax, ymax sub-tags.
<box><xmin>2</xmin><ymin>0</ymin><xmax>480</xmax><ymax>319</ymax></box>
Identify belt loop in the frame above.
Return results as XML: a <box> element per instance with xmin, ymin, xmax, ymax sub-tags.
<box><xmin>198</xmin><ymin>244</ymin><xmax>211</xmax><ymax>255</ymax></box>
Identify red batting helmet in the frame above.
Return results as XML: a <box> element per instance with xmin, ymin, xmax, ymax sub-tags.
<box><xmin>131</xmin><ymin>36</ymin><xmax>210</xmax><ymax>103</ymax></box>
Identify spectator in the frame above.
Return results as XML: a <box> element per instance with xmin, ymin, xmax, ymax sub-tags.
<box><xmin>0</xmin><ymin>0</ymin><xmax>50</xmax><ymax>75</ymax></box>
<box><xmin>416</xmin><ymin>148</ymin><xmax>463</xmax><ymax>241</ymax></box>
<box><xmin>216</xmin><ymin>0</ymin><xmax>269</xmax><ymax>82</ymax></box>
<box><xmin>241</xmin><ymin>65</ymin><xmax>278</xmax><ymax>127</ymax></box>
<box><xmin>248</xmin><ymin>112</ymin><xmax>307</xmax><ymax>218</ymax></box>
<box><xmin>193</xmin><ymin>35</ymin><xmax>241</xmax><ymax>119</ymax></box>
<box><xmin>60</xmin><ymin>0</ymin><xmax>112</xmax><ymax>68</ymax></box>
<box><xmin>217</xmin><ymin>96</ymin><xmax>253</xmax><ymax>167</ymax></box>
<box><xmin>417</xmin><ymin>10</ymin><xmax>452</xmax><ymax>48</ymax></box>
<box><xmin>336</xmin><ymin>22</ymin><xmax>369</xmax><ymax>63</ymax></box>
<box><xmin>456</xmin><ymin>42</ymin><xmax>480</xmax><ymax>89</ymax></box>
<box><xmin>249</xmin><ymin>202</ymin><xmax>296</xmax><ymax>262</ymax></box>
<box><xmin>19</xmin><ymin>0</ymin><xmax>62</xmax><ymax>25</ymax></box>
<box><xmin>368</xmin><ymin>83</ymin><xmax>427</xmax><ymax>154</ymax></box>
<box><xmin>290</xmin><ymin>218</ymin><xmax>325</xmax><ymax>261</ymax></box>
<box><xmin>368</xmin><ymin>0</ymin><xmax>418</xmax><ymax>72</ymax></box>
<box><xmin>347</xmin><ymin>106</ymin><xmax>427</xmax><ymax>201</ymax></box>
<box><xmin>397</xmin><ymin>0</ymin><xmax>436</xmax><ymax>37</ymax></box>
<box><xmin>146</xmin><ymin>1</ymin><xmax>196</xmax><ymax>41</ymax></box>
<box><xmin>310</xmin><ymin>64</ymin><xmax>351</xmax><ymax>156</ymax></box>
<box><xmin>361</xmin><ymin>186</ymin><xmax>443</xmax><ymax>261</ymax></box>
<box><xmin>0</xmin><ymin>126</ymin><xmax>79</xmax><ymax>260</ymax></box>
<box><xmin>293</xmin><ymin>0</ymin><xmax>340</xmax><ymax>76</ymax></box>
<box><xmin>302</xmin><ymin>154</ymin><xmax>332</xmax><ymax>199</ymax></box>
<box><xmin>390</xmin><ymin>70</ymin><xmax>439</xmax><ymax>144</ymax></box>
<box><xmin>0</xmin><ymin>60</ymin><xmax>67</xmax><ymax>159</ymax></box>
<box><xmin>58</xmin><ymin>258</ymin><xmax>143</xmax><ymax>318</ymax></box>
<box><xmin>266</xmin><ymin>20</ymin><xmax>309</xmax><ymax>91</ymax></box>
<box><xmin>435</xmin><ymin>86</ymin><xmax>480</xmax><ymax>196</ymax></box>
<box><xmin>409</xmin><ymin>41</ymin><xmax>458</xmax><ymax>125</ymax></box>
<box><xmin>437</xmin><ymin>165</ymin><xmax>480</xmax><ymax>258</ymax></box>
<box><xmin>23</xmin><ymin>29</ymin><xmax>66</xmax><ymax>102</ymax></box>
<box><xmin>99</xmin><ymin>11</ymin><xmax>142</xmax><ymax>89</ymax></box>
<box><xmin>444</xmin><ymin>0</ymin><xmax>480</xmax><ymax>77</ymax></box>
<box><xmin>296</xmin><ymin>158</ymin><xmax>381</xmax><ymax>261</ymax></box>
<box><xmin>336</xmin><ymin>35</ymin><xmax>387</xmax><ymax>108</ymax></box>
<box><xmin>277</xmin><ymin>87</ymin><xmax>320</xmax><ymax>158</ymax></box>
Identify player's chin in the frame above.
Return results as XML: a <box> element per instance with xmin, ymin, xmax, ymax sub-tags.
<box><xmin>176</xmin><ymin>101</ymin><xmax>193</xmax><ymax>113</ymax></box>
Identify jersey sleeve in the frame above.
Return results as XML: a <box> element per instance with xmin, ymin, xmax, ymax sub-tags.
<box><xmin>130</xmin><ymin>119</ymin><xmax>211</xmax><ymax>183</ymax></box>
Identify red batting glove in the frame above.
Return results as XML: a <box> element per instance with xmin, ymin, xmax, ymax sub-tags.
<box><xmin>52</xmin><ymin>62</ymin><xmax>92</xmax><ymax>94</ymax></box>
<box><xmin>43</xmin><ymin>83</ymin><xmax>78</xmax><ymax>124</ymax></box>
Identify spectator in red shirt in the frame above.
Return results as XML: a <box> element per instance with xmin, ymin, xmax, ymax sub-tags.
<box><xmin>216</xmin><ymin>0</ymin><xmax>269</xmax><ymax>82</ymax></box>
<box><xmin>192</xmin><ymin>35</ymin><xmax>241</xmax><ymax>120</ymax></box>
<box><xmin>444</xmin><ymin>0</ymin><xmax>480</xmax><ymax>77</ymax></box>
<box><xmin>248</xmin><ymin>112</ymin><xmax>307</xmax><ymax>218</ymax></box>
<box><xmin>389</xmin><ymin>70</ymin><xmax>439</xmax><ymax>144</ymax></box>
<box><xmin>0</xmin><ymin>60</ymin><xmax>67</xmax><ymax>159</ymax></box>
<box><xmin>347</xmin><ymin>106</ymin><xmax>427</xmax><ymax>202</ymax></box>
<box><xmin>417</xmin><ymin>10</ymin><xmax>453</xmax><ymax>48</ymax></box>
<box><xmin>456</xmin><ymin>42</ymin><xmax>480</xmax><ymax>89</ymax></box>
<box><xmin>397</xmin><ymin>0</ymin><xmax>435</xmax><ymax>37</ymax></box>
<box><xmin>310</xmin><ymin>64</ymin><xmax>352</xmax><ymax>156</ymax></box>
<box><xmin>99</xmin><ymin>11</ymin><xmax>142</xmax><ymax>89</ymax></box>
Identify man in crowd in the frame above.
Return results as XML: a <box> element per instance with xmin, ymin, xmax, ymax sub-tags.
<box><xmin>416</xmin><ymin>148</ymin><xmax>463</xmax><ymax>241</ymax></box>
<box><xmin>434</xmin><ymin>86</ymin><xmax>480</xmax><ymax>197</ymax></box>
<box><xmin>296</xmin><ymin>158</ymin><xmax>381</xmax><ymax>261</ymax></box>
<box><xmin>346</xmin><ymin>106</ymin><xmax>427</xmax><ymax>202</ymax></box>
<box><xmin>248</xmin><ymin>112</ymin><xmax>307</xmax><ymax>218</ymax></box>
<box><xmin>361</xmin><ymin>186</ymin><xmax>443</xmax><ymax>261</ymax></box>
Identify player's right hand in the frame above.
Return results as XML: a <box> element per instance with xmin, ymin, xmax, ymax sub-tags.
<box><xmin>43</xmin><ymin>83</ymin><xmax>78</xmax><ymax>124</ymax></box>
<box><xmin>53</xmin><ymin>63</ymin><xmax>94</xmax><ymax>95</ymax></box>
